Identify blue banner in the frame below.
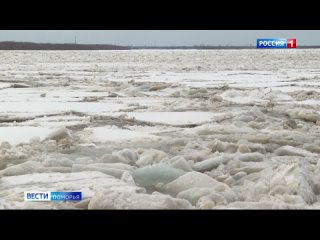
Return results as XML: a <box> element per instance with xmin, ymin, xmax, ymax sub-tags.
<box><xmin>51</xmin><ymin>192</ymin><xmax>82</xmax><ymax>201</ymax></box>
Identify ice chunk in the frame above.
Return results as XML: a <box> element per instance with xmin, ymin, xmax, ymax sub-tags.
<box><xmin>1</xmin><ymin>171</ymin><xmax>115</xmax><ymax>187</ymax></box>
<box><xmin>297</xmin><ymin>109</ymin><xmax>320</xmax><ymax>123</ymax></box>
<box><xmin>74</xmin><ymin>157</ymin><xmax>95</xmax><ymax>164</ymax></box>
<box><xmin>0</xmin><ymin>161</ymin><xmax>42</xmax><ymax>177</ymax></box>
<box><xmin>236</xmin><ymin>115</ymin><xmax>254</xmax><ymax>123</ymax></box>
<box><xmin>196</xmin><ymin>196</ymin><xmax>216</xmax><ymax>209</ymax></box>
<box><xmin>43</xmin><ymin>157</ymin><xmax>73</xmax><ymax>167</ymax></box>
<box><xmin>0</xmin><ymin>199</ymin><xmax>21</xmax><ymax>209</ymax></box>
<box><xmin>197</xmin><ymin>194</ymin><xmax>227</xmax><ymax>208</ymax></box>
<box><xmin>78</xmin><ymin>143</ymin><xmax>96</xmax><ymax>147</ymax></box>
<box><xmin>46</xmin><ymin>127</ymin><xmax>70</xmax><ymax>141</ymax></box>
<box><xmin>36</xmin><ymin>167</ymin><xmax>72</xmax><ymax>173</ymax></box>
<box><xmin>74</xmin><ymin>199</ymin><xmax>91</xmax><ymax>209</ymax></box>
<box><xmin>29</xmin><ymin>136</ymin><xmax>41</xmax><ymax>144</ymax></box>
<box><xmin>136</xmin><ymin>149</ymin><xmax>168</xmax><ymax>166</ymax></box>
<box><xmin>231</xmin><ymin>162</ymin><xmax>269</xmax><ymax>175</ymax></box>
<box><xmin>221</xmin><ymin>89</ymin><xmax>291</xmax><ymax>105</ymax></box>
<box><xmin>99</xmin><ymin>153</ymin><xmax>126</xmax><ymax>163</ymax></box>
<box><xmin>170</xmin><ymin>157</ymin><xmax>193</xmax><ymax>172</ymax></box>
<box><xmin>115</xmin><ymin>149</ymin><xmax>139</xmax><ymax>164</ymax></box>
<box><xmin>0</xmin><ymin>141</ymin><xmax>11</xmax><ymax>149</ymax></box>
<box><xmin>88</xmin><ymin>163</ymin><xmax>134</xmax><ymax>171</ymax></box>
<box><xmin>312</xmin><ymin>174</ymin><xmax>320</xmax><ymax>195</ymax></box>
<box><xmin>269</xmin><ymin>162</ymin><xmax>316</xmax><ymax>204</ymax></box>
<box><xmin>236</xmin><ymin>161</ymin><xmax>316</xmax><ymax>205</ymax></box>
<box><xmin>182</xmin><ymin>150</ymin><xmax>211</xmax><ymax>162</ymax></box>
<box><xmin>162</xmin><ymin>171</ymin><xmax>226</xmax><ymax>195</ymax></box>
<box><xmin>249</xmin><ymin>143</ymin><xmax>266</xmax><ymax>154</ymax></box>
<box><xmin>168</xmin><ymin>156</ymin><xmax>185</xmax><ymax>164</ymax></box>
<box><xmin>250</xmin><ymin>106</ymin><xmax>265</xmax><ymax>118</ymax></box>
<box><xmin>227</xmin><ymin>201</ymin><xmax>275</xmax><ymax>209</ymax></box>
<box><xmin>303</xmin><ymin>144</ymin><xmax>320</xmax><ymax>154</ymax></box>
<box><xmin>195</xmin><ymin>123</ymin><xmax>254</xmax><ymax>136</ymax></box>
<box><xmin>132</xmin><ymin>163</ymin><xmax>185</xmax><ymax>187</ymax></box>
<box><xmin>237</xmin><ymin>153</ymin><xmax>264</xmax><ymax>162</ymax></box>
<box><xmin>99</xmin><ymin>149</ymin><xmax>139</xmax><ymax>164</ymax></box>
<box><xmin>192</xmin><ymin>156</ymin><xmax>223</xmax><ymax>172</ymax></box>
<box><xmin>177</xmin><ymin>187</ymin><xmax>213</xmax><ymax>205</ymax></box>
<box><xmin>287</xmin><ymin>108</ymin><xmax>320</xmax><ymax>123</ymax></box>
<box><xmin>194</xmin><ymin>185</ymin><xmax>238</xmax><ymax>208</ymax></box>
<box><xmin>238</xmin><ymin>144</ymin><xmax>251</xmax><ymax>153</ymax></box>
<box><xmin>275</xmin><ymin>146</ymin><xmax>316</xmax><ymax>157</ymax></box>
<box><xmin>233</xmin><ymin>171</ymin><xmax>247</xmax><ymax>181</ymax></box>
<box><xmin>224</xmin><ymin>176</ymin><xmax>236</xmax><ymax>186</ymax></box>
<box><xmin>211</xmin><ymin>139</ymin><xmax>238</xmax><ymax>153</ymax></box>
<box><xmin>88</xmin><ymin>189</ymin><xmax>192</xmax><ymax>209</ymax></box>
<box><xmin>210</xmin><ymin>94</ymin><xmax>223</xmax><ymax>102</ymax></box>
<box><xmin>72</xmin><ymin>164</ymin><xmax>127</xmax><ymax>178</ymax></box>
<box><xmin>121</xmin><ymin>171</ymin><xmax>136</xmax><ymax>185</ymax></box>
<box><xmin>283</xmin><ymin>119</ymin><xmax>297</xmax><ymax>129</ymax></box>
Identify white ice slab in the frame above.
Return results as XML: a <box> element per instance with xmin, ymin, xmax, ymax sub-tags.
<box><xmin>86</xmin><ymin>126</ymin><xmax>159</xmax><ymax>142</ymax></box>
<box><xmin>0</xmin><ymin>101</ymin><xmax>124</xmax><ymax>116</ymax></box>
<box><xmin>108</xmin><ymin>112</ymin><xmax>218</xmax><ymax>125</ymax></box>
<box><xmin>0</xmin><ymin>126</ymin><xmax>52</xmax><ymax>145</ymax></box>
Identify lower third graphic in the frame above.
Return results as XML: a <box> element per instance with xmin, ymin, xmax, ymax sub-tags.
<box><xmin>24</xmin><ymin>191</ymin><xmax>82</xmax><ymax>201</ymax></box>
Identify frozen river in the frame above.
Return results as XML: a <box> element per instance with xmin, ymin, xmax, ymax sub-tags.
<box><xmin>1</xmin><ymin>49</ymin><xmax>320</xmax><ymax>209</ymax></box>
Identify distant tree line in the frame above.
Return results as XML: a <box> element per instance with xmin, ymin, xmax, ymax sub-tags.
<box><xmin>0</xmin><ymin>41</ymin><xmax>130</xmax><ymax>50</ymax></box>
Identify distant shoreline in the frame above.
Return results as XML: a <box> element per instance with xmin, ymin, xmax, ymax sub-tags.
<box><xmin>0</xmin><ymin>41</ymin><xmax>319</xmax><ymax>50</ymax></box>
<box><xmin>0</xmin><ymin>41</ymin><xmax>130</xmax><ymax>50</ymax></box>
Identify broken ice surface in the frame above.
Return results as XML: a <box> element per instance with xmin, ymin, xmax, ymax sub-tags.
<box><xmin>1</xmin><ymin>49</ymin><xmax>320</xmax><ymax>209</ymax></box>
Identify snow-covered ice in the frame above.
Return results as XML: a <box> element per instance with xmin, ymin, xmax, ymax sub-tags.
<box><xmin>0</xmin><ymin>126</ymin><xmax>52</xmax><ymax>145</ymax></box>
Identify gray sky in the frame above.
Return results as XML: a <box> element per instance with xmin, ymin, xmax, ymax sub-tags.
<box><xmin>0</xmin><ymin>30</ymin><xmax>319</xmax><ymax>46</ymax></box>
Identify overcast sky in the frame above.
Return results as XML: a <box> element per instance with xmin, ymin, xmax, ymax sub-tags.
<box><xmin>0</xmin><ymin>30</ymin><xmax>319</xmax><ymax>46</ymax></box>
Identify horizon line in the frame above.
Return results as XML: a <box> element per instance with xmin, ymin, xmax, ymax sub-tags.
<box><xmin>0</xmin><ymin>41</ymin><xmax>319</xmax><ymax>49</ymax></box>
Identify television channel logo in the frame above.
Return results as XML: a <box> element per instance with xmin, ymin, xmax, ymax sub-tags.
<box><xmin>24</xmin><ymin>191</ymin><xmax>82</xmax><ymax>201</ymax></box>
<box><xmin>257</xmin><ymin>38</ymin><xmax>296</xmax><ymax>48</ymax></box>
